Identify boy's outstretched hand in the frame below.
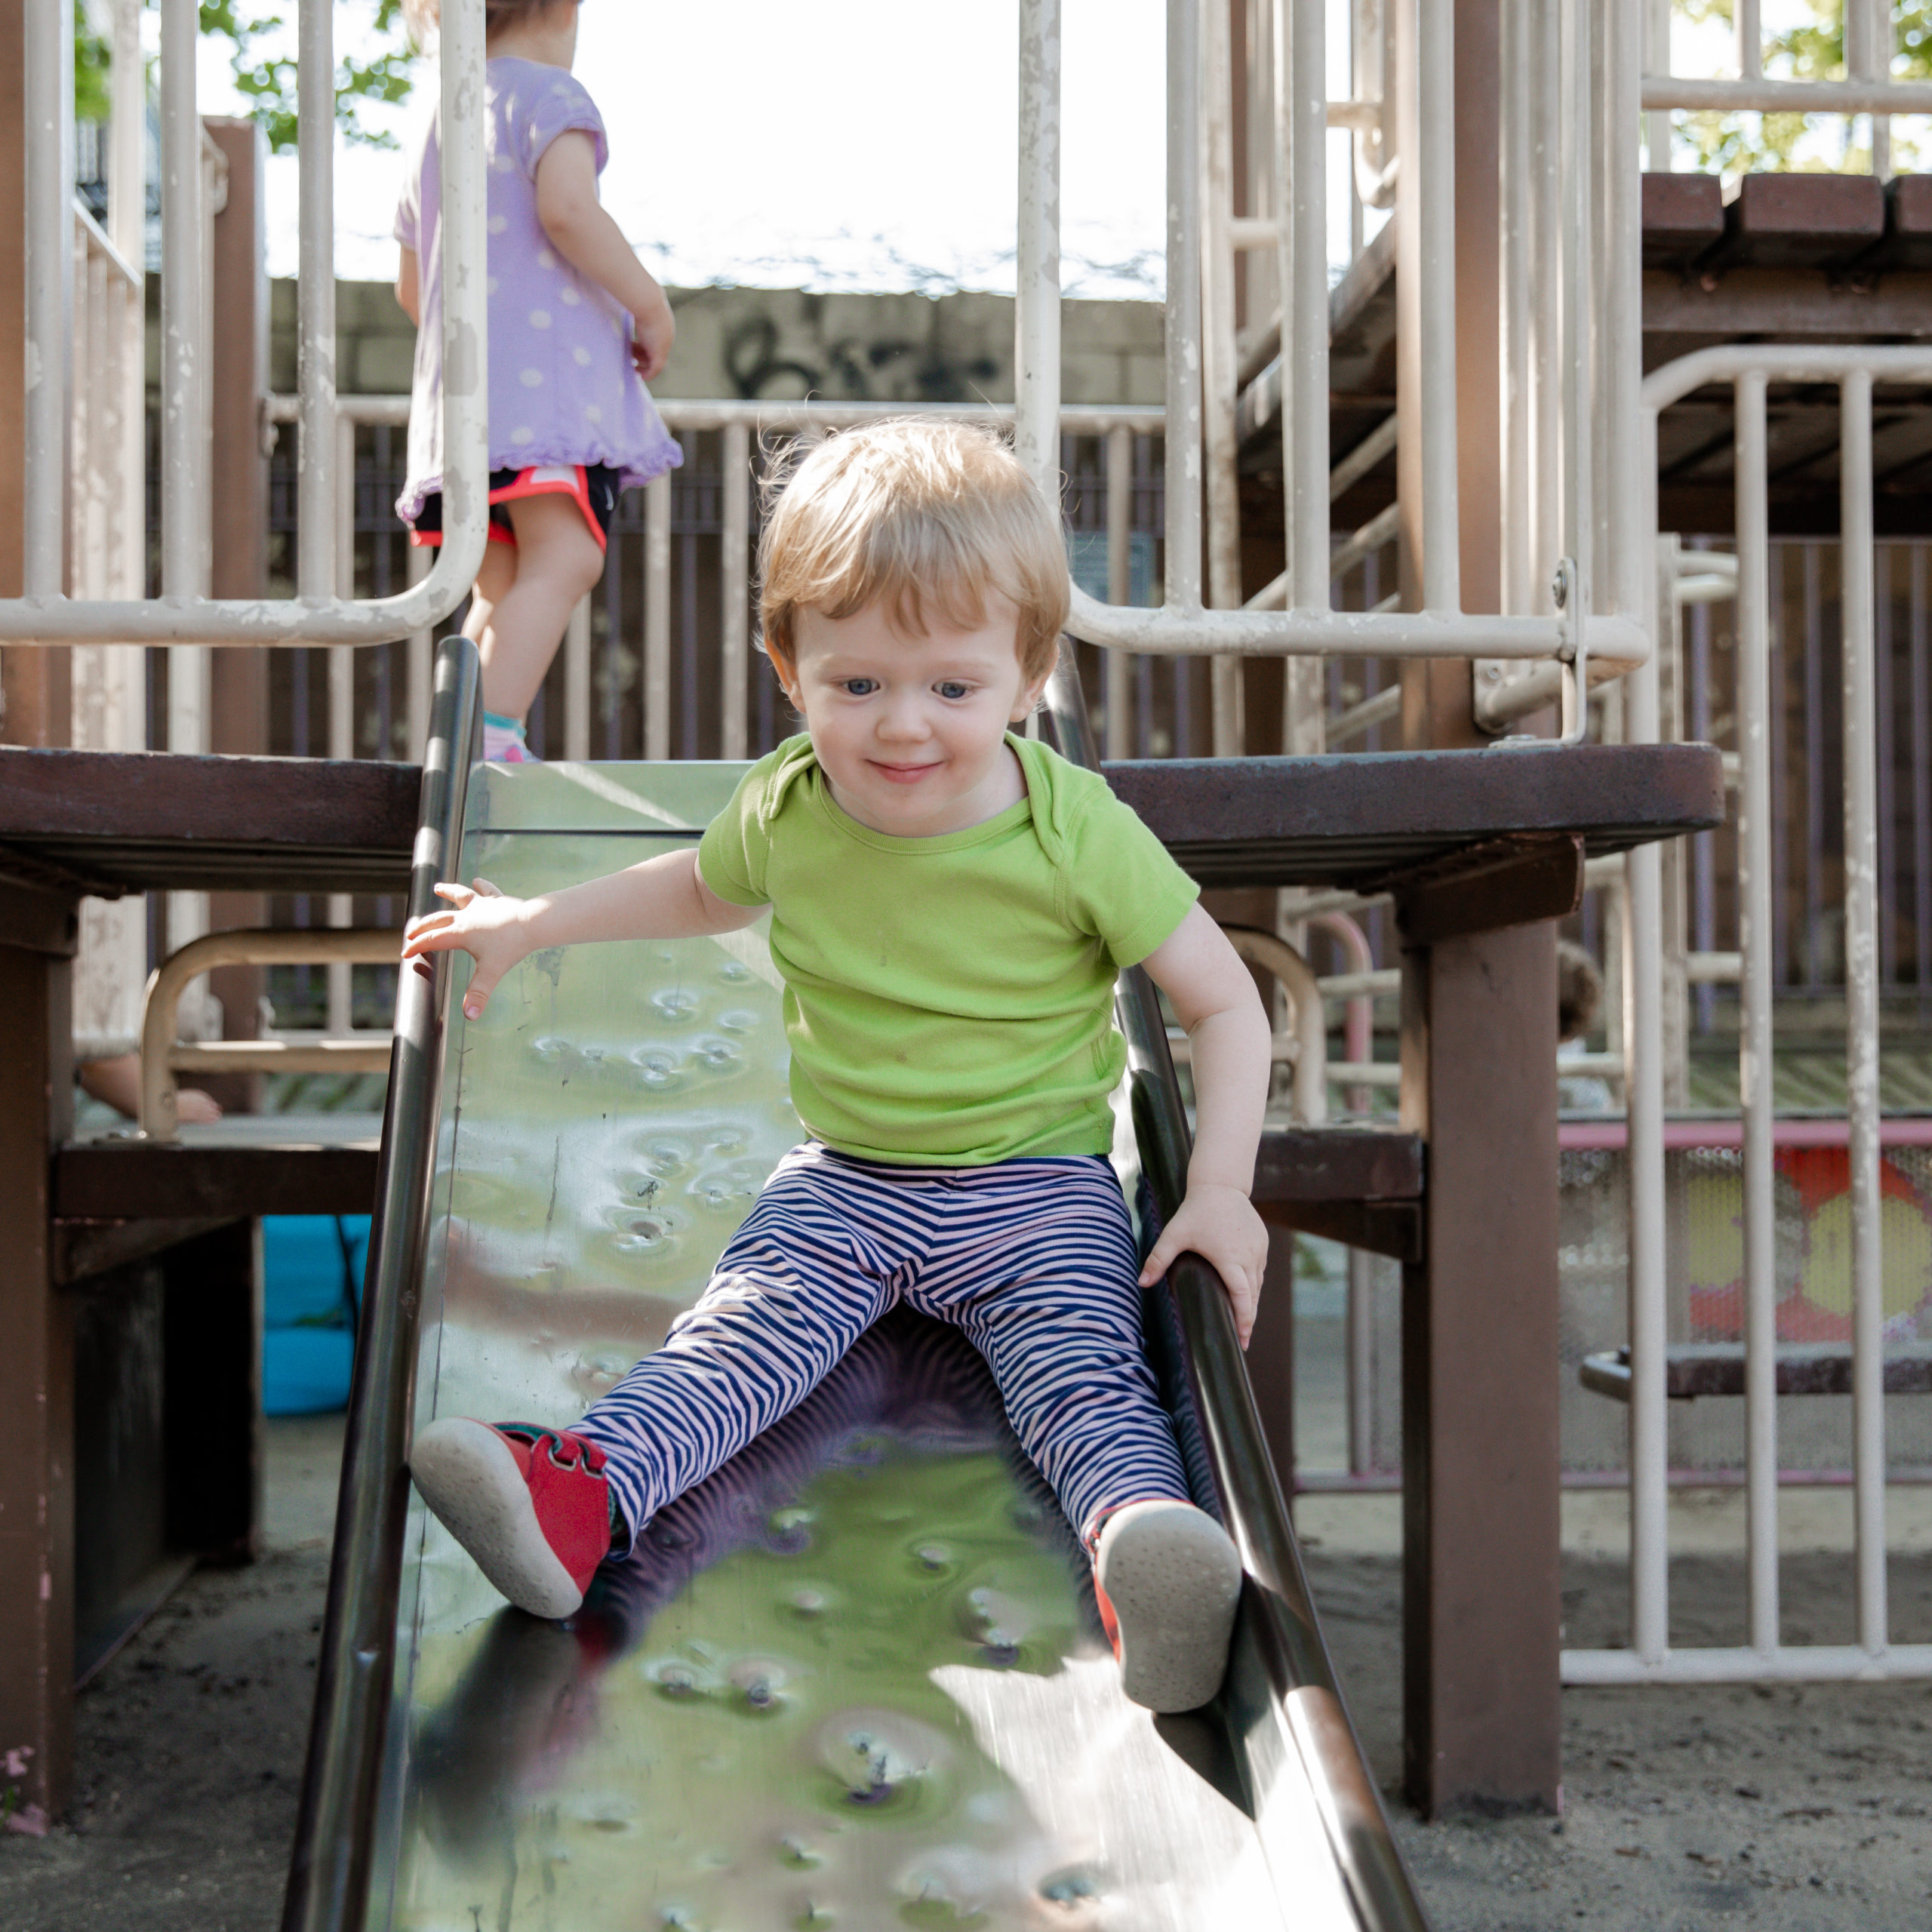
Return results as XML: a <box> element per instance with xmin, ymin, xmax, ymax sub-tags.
<box><xmin>401</xmin><ymin>879</ymin><xmax>534</xmax><ymax>1020</ymax></box>
<box><xmin>1138</xmin><ymin>1179</ymin><xmax>1269</xmax><ymax>1350</ymax></box>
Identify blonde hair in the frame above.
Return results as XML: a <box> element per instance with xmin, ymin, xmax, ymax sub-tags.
<box><xmin>403</xmin><ymin>0</ymin><xmax>571</xmax><ymax>46</ymax></box>
<box><xmin>758</xmin><ymin>420</ymin><xmax>1070</xmax><ymax>685</ymax></box>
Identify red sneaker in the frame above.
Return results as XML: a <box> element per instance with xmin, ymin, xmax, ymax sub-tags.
<box><xmin>1090</xmin><ymin>1499</ymin><xmax>1244</xmax><ymax>1712</ymax></box>
<box><xmin>411</xmin><ymin>1420</ymin><xmax>614</xmax><ymax>1619</ymax></box>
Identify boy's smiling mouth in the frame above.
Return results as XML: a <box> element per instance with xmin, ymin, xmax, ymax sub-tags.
<box><xmin>869</xmin><ymin>760</ymin><xmax>943</xmax><ymax>784</ymax></box>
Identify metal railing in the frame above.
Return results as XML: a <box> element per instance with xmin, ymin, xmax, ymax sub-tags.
<box><xmin>1564</xmin><ymin>343</ymin><xmax>1932</xmax><ymax>1689</ymax></box>
<box><xmin>5</xmin><ymin>0</ymin><xmax>488</xmax><ymax>648</ymax></box>
<box><xmin>273</xmin><ymin>393</ymin><xmax>1168</xmax><ymax>766</ymax></box>
<box><xmin>1027</xmin><ymin>0</ymin><xmax>1647</xmax><ymax>719</ymax></box>
<box><xmin>1642</xmin><ymin>0</ymin><xmax>1927</xmax><ymax>177</ymax></box>
<box><xmin>140</xmin><ymin>928</ymin><xmax>401</xmax><ymax>1142</ymax></box>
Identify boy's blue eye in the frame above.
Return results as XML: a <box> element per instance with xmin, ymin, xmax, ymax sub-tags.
<box><xmin>840</xmin><ymin>678</ymin><xmax>878</xmax><ymax>697</ymax></box>
<box><xmin>935</xmin><ymin>681</ymin><xmax>972</xmax><ymax>700</ymax></box>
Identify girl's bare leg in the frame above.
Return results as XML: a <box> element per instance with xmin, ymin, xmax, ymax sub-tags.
<box><xmin>462</xmin><ymin>535</ymin><xmax>518</xmax><ymax>668</ymax></box>
<box><xmin>473</xmin><ymin>494</ymin><xmax>605</xmax><ymax>721</ymax></box>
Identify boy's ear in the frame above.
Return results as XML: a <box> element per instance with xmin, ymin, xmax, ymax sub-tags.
<box><xmin>764</xmin><ymin>640</ymin><xmax>804</xmax><ymax>710</ymax></box>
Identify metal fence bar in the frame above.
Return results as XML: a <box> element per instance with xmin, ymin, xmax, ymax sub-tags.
<box><xmin>3</xmin><ymin>0</ymin><xmax>489</xmax><ymax>648</ymax></box>
<box><xmin>1104</xmin><ymin>424</ymin><xmax>1134</xmax><ymax>761</ymax></box>
<box><xmin>1841</xmin><ymin>369</ymin><xmax>1890</xmax><ymax>1663</ymax></box>
<box><xmin>297</xmin><ymin>0</ymin><xmax>336</xmax><ymax>606</ymax></box>
<box><xmin>644</xmin><ymin>469</ymin><xmax>672</xmax><ymax>761</ymax></box>
<box><xmin>1202</xmin><ymin>0</ymin><xmax>1243</xmax><ymax>752</ymax></box>
<box><xmin>1736</xmin><ymin>368</ymin><xmax>1780</xmax><ymax>1661</ymax></box>
<box><xmin>563</xmin><ymin>597</ymin><xmax>591</xmax><ymax>762</ymax></box>
<box><xmin>1165</xmin><ymin>0</ymin><xmax>1204</xmax><ymax>619</ymax></box>
<box><xmin>719</xmin><ymin>420</ymin><xmax>751</xmax><ymax>760</ymax></box>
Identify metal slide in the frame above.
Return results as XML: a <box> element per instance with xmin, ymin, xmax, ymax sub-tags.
<box><xmin>283</xmin><ymin>639</ymin><xmax>1431</xmax><ymax>1932</ymax></box>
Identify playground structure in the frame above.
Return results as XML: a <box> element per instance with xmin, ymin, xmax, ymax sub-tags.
<box><xmin>0</xmin><ymin>0</ymin><xmax>1927</xmax><ymax>1917</ymax></box>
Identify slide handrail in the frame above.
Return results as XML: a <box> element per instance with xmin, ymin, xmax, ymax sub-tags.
<box><xmin>281</xmin><ymin>637</ymin><xmax>481</xmax><ymax>1932</ymax></box>
<box><xmin>1045</xmin><ymin>652</ymin><xmax>1432</xmax><ymax>1932</ymax></box>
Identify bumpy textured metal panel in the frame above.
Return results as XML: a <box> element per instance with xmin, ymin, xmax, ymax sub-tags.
<box><xmin>374</xmin><ymin>764</ymin><xmax>1330</xmax><ymax>1932</ymax></box>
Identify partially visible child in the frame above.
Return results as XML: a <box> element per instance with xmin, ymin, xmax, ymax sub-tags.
<box><xmin>402</xmin><ymin>422</ymin><xmax>1273</xmax><ymax>1714</ymax></box>
<box><xmin>395</xmin><ymin>0</ymin><xmax>681</xmax><ymax>762</ymax></box>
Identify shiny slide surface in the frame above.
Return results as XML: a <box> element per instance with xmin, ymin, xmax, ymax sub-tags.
<box><xmin>285</xmin><ymin>644</ymin><xmax>1429</xmax><ymax>1932</ymax></box>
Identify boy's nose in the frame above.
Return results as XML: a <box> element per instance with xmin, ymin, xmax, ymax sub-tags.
<box><xmin>875</xmin><ymin>696</ymin><xmax>930</xmax><ymax>740</ymax></box>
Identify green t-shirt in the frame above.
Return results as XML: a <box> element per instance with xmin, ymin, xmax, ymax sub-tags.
<box><xmin>697</xmin><ymin>732</ymin><xmax>1200</xmax><ymax>1165</ymax></box>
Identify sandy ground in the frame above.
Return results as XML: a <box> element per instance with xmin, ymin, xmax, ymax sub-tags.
<box><xmin>5</xmin><ymin>1403</ymin><xmax>1930</xmax><ymax>1930</ymax></box>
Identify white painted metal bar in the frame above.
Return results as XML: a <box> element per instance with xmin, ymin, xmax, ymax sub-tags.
<box><xmin>1565</xmin><ymin>1645</ymin><xmax>1932</xmax><ymax>1687</ymax></box>
<box><xmin>140</xmin><ymin>926</ymin><xmax>405</xmax><ymax>1141</ymax></box>
<box><xmin>1017</xmin><ymin>0</ymin><xmax>1063</xmax><ymax>504</ymax></box>
<box><xmin>265</xmin><ymin>392</ymin><xmax>1163</xmax><ymax>440</ymax></box>
<box><xmin>1645</xmin><ymin>345</ymin><xmax>1932</xmax><ymax>409</ymax></box>
<box><xmin>564</xmin><ymin>598</ymin><xmax>592</xmax><ymax>763</ymax></box>
<box><xmin>1164</xmin><ymin>0</ymin><xmax>1204</xmax><ymax>619</ymax></box>
<box><xmin>1281</xmin><ymin>0</ymin><xmax>1328</xmax><ymax>614</ymax></box>
<box><xmin>1202</xmin><ymin>0</ymin><xmax>1242</xmax><ymax>752</ymax></box>
<box><xmin>23</xmin><ymin>0</ymin><xmax>70</xmax><ymax>599</ymax></box>
<box><xmin>161</xmin><ymin>0</ymin><xmax>203</xmax><ymax>605</ymax></box>
<box><xmin>1841</xmin><ymin>368</ymin><xmax>1890</xmax><ymax>1662</ymax></box>
<box><xmin>719</xmin><ymin>420</ymin><xmax>752</xmax><ymax>761</ymax></box>
<box><xmin>406</xmin><ymin>543</ymin><xmax>432</xmax><ymax>758</ymax></box>
<box><xmin>1105</xmin><ymin>425</ymin><xmax>1134</xmax><ymax>762</ymax></box>
<box><xmin>1412</xmin><ymin>0</ymin><xmax>1458</xmax><ymax>617</ymax></box>
<box><xmin>298</xmin><ymin>0</ymin><xmax>337</xmax><ymax>605</ymax></box>
<box><xmin>1607</xmin><ymin>0</ymin><xmax>1668</xmax><ymax>1672</ymax></box>
<box><xmin>330</xmin><ymin>411</ymin><xmax>357</xmax><ymax>1035</ymax></box>
<box><xmin>1736</xmin><ymin>368</ymin><xmax>1780</xmax><ymax>1659</ymax></box>
<box><xmin>1601</xmin><ymin>0</ymin><xmax>1646</xmax><ymax>631</ymax></box>
<box><xmin>1644</xmin><ymin>76</ymin><xmax>1932</xmax><ymax>114</ymax></box>
<box><xmin>2</xmin><ymin>0</ymin><xmax>490</xmax><ymax>648</ymax></box>
<box><xmin>1737</xmin><ymin>0</ymin><xmax>1761</xmax><ymax>82</ymax></box>
<box><xmin>644</xmin><ymin>471</ymin><xmax>672</xmax><ymax>762</ymax></box>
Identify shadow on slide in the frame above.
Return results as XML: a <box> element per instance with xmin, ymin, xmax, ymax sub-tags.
<box><xmin>280</xmin><ymin>637</ymin><xmax>1432</xmax><ymax>1932</ymax></box>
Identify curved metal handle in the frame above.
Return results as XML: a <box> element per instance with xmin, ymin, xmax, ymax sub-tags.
<box><xmin>137</xmin><ymin>928</ymin><xmax>404</xmax><ymax>1140</ymax></box>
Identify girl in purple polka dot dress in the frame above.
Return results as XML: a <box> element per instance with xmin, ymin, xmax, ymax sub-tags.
<box><xmin>396</xmin><ymin>0</ymin><xmax>681</xmax><ymax>762</ymax></box>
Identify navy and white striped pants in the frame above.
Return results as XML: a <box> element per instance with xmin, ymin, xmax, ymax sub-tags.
<box><xmin>575</xmin><ymin>1143</ymin><xmax>1191</xmax><ymax>1551</ymax></box>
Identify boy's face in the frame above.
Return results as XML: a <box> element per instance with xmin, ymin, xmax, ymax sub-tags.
<box><xmin>774</xmin><ymin>598</ymin><xmax>1048</xmax><ymax>838</ymax></box>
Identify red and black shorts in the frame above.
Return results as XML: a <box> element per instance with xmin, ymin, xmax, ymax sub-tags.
<box><xmin>407</xmin><ymin>463</ymin><xmax>621</xmax><ymax>552</ymax></box>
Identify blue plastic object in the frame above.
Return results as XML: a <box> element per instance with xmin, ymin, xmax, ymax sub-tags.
<box><xmin>262</xmin><ymin>1214</ymin><xmax>369</xmax><ymax>1416</ymax></box>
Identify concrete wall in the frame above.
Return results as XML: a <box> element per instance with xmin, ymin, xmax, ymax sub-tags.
<box><xmin>269</xmin><ymin>279</ymin><xmax>1165</xmax><ymax>407</ymax></box>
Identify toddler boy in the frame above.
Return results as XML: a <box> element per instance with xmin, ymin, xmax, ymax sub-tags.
<box><xmin>405</xmin><ymin>420</ymin><xmax>1272</xmax><ymax>1712</ymax></box>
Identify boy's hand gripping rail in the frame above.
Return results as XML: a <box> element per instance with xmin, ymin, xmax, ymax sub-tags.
<box><xmin>281</xmin><ymin>636</ymin><xmax>482</xmax><ymax>1932</ymax></box>
<box><xmin>5</xmin><ymin>0</ymin><xmax>489</xmax><ymax>646</ymax></box>
<box><xmin>1044</xmin><ymin>654</ymin><xmax>1432</xmax><ymax>1932</ymax></box>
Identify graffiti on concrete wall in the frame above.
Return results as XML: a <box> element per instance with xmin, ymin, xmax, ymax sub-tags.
<box><xmin>722</xmin><ymin>308</ymin><xmax>1003</xmax><ymax>405</ymax></box>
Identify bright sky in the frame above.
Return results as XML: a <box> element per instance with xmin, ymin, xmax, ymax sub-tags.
<box><xmin>193</xmin><ymin>0</ymin><xmax>1179</xmax><ymax>298</ymax></box>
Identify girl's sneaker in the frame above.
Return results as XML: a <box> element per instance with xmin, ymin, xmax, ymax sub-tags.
<box><xmin>411</xmin><ymin>1419</ymin><xmax>614</xmax><ymax>1618</ymax></box>
<box><xmin>1091</xmin><ymin>1499</ymin><xmax>1244</xmax><ymax>1712</ymax></box>
<box><xmin>481</xmin><ymin>711</ymin><xmax>539</xmax><ymax>762</ymax></box>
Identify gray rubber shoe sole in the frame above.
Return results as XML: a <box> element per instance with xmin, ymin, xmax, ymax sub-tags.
<box><xmin>410</xmin><ymin>1418</ymin><xmax>586</xmax><ymax>1620</ymax></box>
<box><xmin>1094</xmin><ymin>1500</ymin><xmax>1243</xmax><ymax>1713</ymax></box>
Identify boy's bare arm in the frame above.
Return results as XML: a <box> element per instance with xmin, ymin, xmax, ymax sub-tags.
<box><xmin>533</xmin><ymin>131</ymin><xmax>675</xmax><ymax>379</ymax></box>
<box><xmin>1136</xmin><ymin>904</ymin><xmax>1273</xmax><ymax>1347</ymax></box>
<box><xmin>401</xmin><ymin>847</ymin><xmax>761</xmax><ymax>1020</ymax></box>
<box><xmin>395</xmin><ymin>246</ymin><xmax>421</xmax><ymax>328</ymax></box>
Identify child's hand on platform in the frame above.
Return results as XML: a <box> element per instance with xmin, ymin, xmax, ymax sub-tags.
<box><xmin>1138</xmin><ymin>1180</ymin><xmax>1268</xmax><ymax>1350</ymax></box>
<box><xmin>401</xmin><ymin>878</ymin><xmax>536</xmax><ymax>1020</ymax></box>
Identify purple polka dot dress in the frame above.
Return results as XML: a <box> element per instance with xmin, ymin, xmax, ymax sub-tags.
<box><xmin>393</xmin><ymin>57</ymin><xmax>682</xmax><ymax>526</ymax></box>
